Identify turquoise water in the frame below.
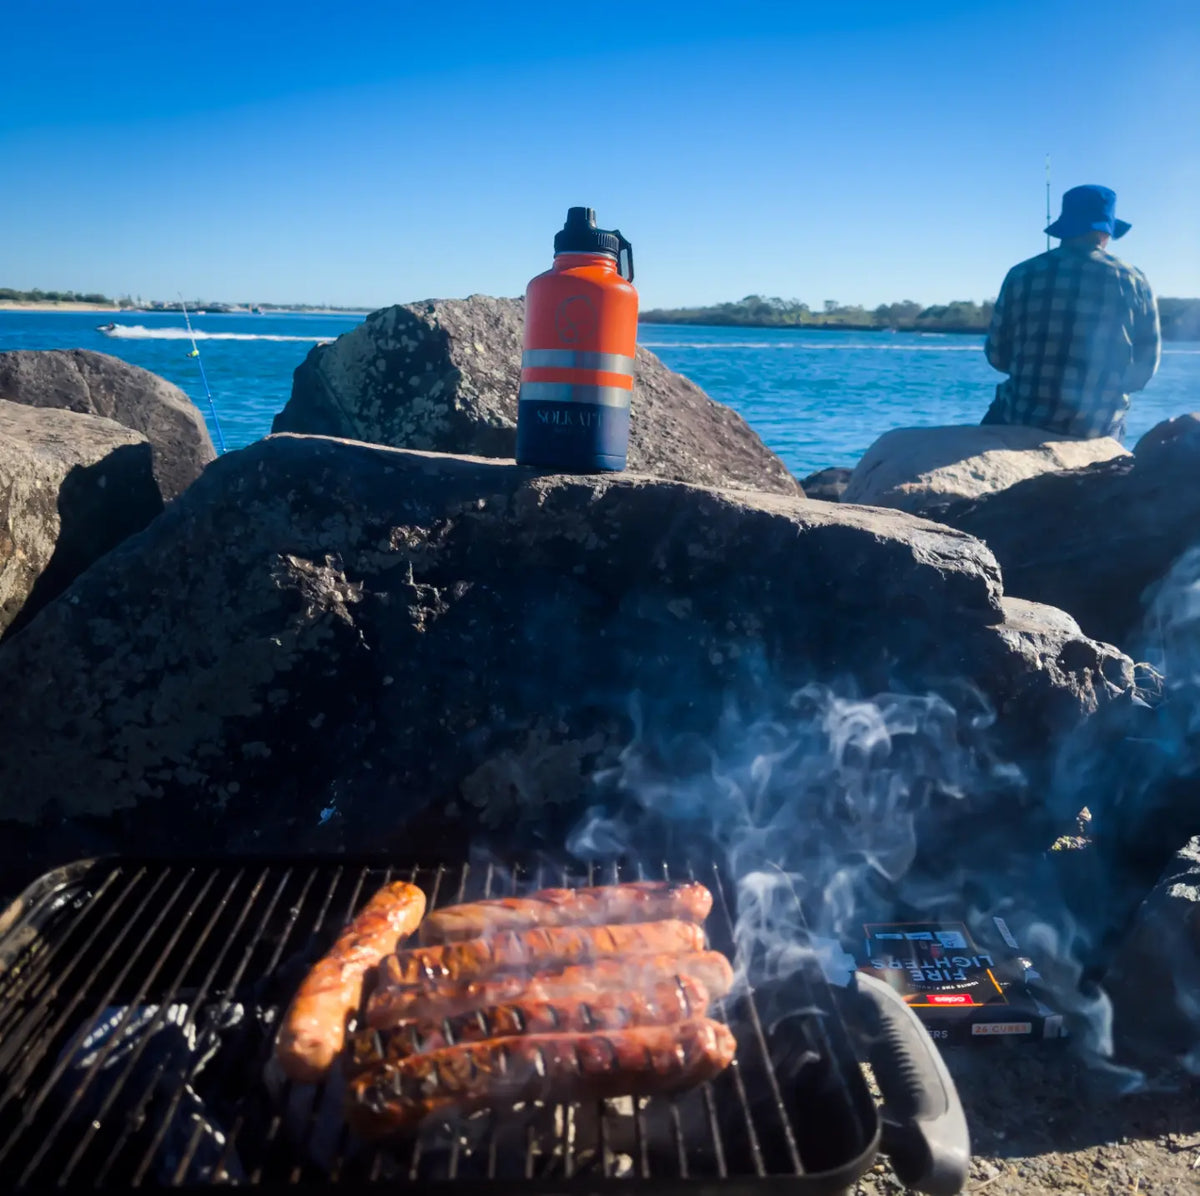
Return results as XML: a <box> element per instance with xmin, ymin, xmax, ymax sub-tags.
<box><xmin>2</xmin><ymin>310</ymin><xmax>1197</xmax><ymax>477</ymax></box>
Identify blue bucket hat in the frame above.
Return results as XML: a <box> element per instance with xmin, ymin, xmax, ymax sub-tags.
<box><xmin>1046</xmin><ymin>184</ymin><xmax>1131</xmax><ymax>240</ymax></box>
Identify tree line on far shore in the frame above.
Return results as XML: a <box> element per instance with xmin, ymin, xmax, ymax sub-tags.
<box><xmin>0</xmin><ymin>289</ymin><xmax>362</xmax><ymax>313</ymax></box>
<box><xmin>640</xmin><ymin>295</ymin><xmax>1200</xmax><ymax>340</ymax></box>
<box><xmin>0</xmin><ymin>288</ymin><xmax>125</xmax><ymax>305</ymax></box>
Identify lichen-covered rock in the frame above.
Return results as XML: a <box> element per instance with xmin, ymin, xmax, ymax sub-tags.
<box><xmin>0</xmin><ymin>400</ymin><xmax>162</xmax><ymax>637</ymax></box>
<box><xmin>0</xmin><ymin>434</ymin><xmax>1136</xmax><ymax>881</ymax></box>
<box><xmin>841</xmin><ymin>424</ymin><xmax>1128</xmax><ymax>515</ymax></box>
<box><xmin>272</xmin><ymin>296</ymin><xmax>800</xmax><ymax>495</ymax></box>
<box><xmin>0</xmin><ymin>349</ymin><xmax>216</xmax><ymax>499</ymax></box>
<box><xmin>937</xmin><ymin>417</ymin><xmax>1200</xmax><ymax>648</ymax></box>
<box><xmin>979</xmin><ymin>597</ymin><xmax>1135</xmax><ymax>732</ymax></box>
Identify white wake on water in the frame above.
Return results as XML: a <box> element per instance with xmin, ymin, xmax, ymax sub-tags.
<box><xmin>99</xmin><ymin>325</ymin><xmax>334</xmax><ymax>344</ymax></box>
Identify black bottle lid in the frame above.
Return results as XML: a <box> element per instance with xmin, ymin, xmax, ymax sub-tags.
<box><xmin>554</xmin><ymin>207</ymin><xmax>620</xmax><ymax>256</ymax></box>
<box><xmin>553</xmin><ymin>208</ymin><xmax>634</xmax><ymax>281</ymax></box>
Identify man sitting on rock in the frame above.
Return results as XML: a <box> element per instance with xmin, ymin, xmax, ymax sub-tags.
<box><xmin>982</xmin><ymin>184</ymin><xmax>1160</xmax><ymax>440</ymax></box>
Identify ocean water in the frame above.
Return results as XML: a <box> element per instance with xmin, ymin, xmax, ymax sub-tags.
<box><xmin>1</xmin><ymin>310</ymin><xmax>1197</xmax><ymax>478</ymax></box>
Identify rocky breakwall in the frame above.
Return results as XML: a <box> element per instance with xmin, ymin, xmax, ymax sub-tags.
<box><xmin>0</xmin><ymin>400</ymin><xmax>162</xmax><ymax>638</ymax></box>
<box><xmin>0</xmin><ymin>349</ymin><xmax>216</xmax><ymax>500</ymax></box>
<box><xmin>0</xmin><ymin>350</ymin><xmax>217</xmax><ymax>639</ymax></box>
<box><xmin>0</xmin><ymin>434</ymin><xmax>1135</xmax><ymax>881</ymax></box>
<box><xmin>272</xmin><ymin>295</ymin><xmax>801</xmax><ymax>495</ymax></box>
<box><xmin>935</xmin><ymin>414</ymin><xmax>1200</xmax><ymax>649</ymax></box>
<box><xmin>841</xmin><ymin>424</ymin><xmax>1128</xmax><ymax>516</ymax></box>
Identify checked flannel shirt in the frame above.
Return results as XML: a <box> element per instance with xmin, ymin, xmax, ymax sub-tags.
<box><xmin>983</xmin><ymin>243</ymin><xmax>1161</xmax><ymax>439</ymax></box>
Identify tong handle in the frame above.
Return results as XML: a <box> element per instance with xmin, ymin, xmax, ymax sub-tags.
<box><xmin>854</xmin><ymin>971</ymin><xmax>970</xmax><ymax>1195</ymax></box>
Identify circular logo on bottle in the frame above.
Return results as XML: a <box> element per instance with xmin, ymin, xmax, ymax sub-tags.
<box><xmin>554</xmin><ymin>294</ymin><xmax>599</xmax><ymax>345</ymax></box>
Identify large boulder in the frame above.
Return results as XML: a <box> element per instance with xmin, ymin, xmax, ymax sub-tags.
<box><xmin>1105</xmin><ymin>834</ymin><xmax>1200</xmax><ymax>1058</ymax></box>
<box><xmin>0</xmin><ymin>349</ymin><xmax>216</xmax><ymax>500</ymax></box>
<box><xmin>1134</xmin><ymin>411</ymin><xmax>1200</xmax><ymax>459</ymax></box>
<box><xmin>841</xmin><ymin>424</ymin><xmax>1128</xmax><ymax>515</ymax></box>
<box><xmin>0</xmin><ymin>434</ymin><xmax>1133</xmax><ymax>879</ymax></box>
<box><xmin>272</xmin><ymin>296</ymin><xmax>800</xmax><ymax>495</ymax></box>
<box><xmin>0</xmin><ymin>400</ymin><xmax>163</xmax><ymax>637</ymax></box>
<box><xmin>936</xmin><ymin>417</ymin><xmax>1200</xmax><ymax>649</ymax></box>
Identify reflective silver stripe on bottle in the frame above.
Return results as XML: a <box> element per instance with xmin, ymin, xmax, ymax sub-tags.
<box><xmin>517</xmin><ymin>382</ymin><xmax>633</xmax><ymax>409</ymax></box>
<box><xmin>521</xmin><ymin>349</ymin><xmax>636</xmax><ymax>377</ymax></box>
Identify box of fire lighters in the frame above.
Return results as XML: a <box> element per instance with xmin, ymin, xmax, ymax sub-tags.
<box><xmin>855</xmin><ymin>917</ymin><xmax>1066</xmax><ymax>1044</ymax></box>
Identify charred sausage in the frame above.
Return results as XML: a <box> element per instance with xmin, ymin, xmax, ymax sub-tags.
<box><xmin>419</xmin><ymin>881</ymin><xmax>714</xmax><ymax>945</ymax></box>
<box><xmin>350</xmin><ymin>974</ymin><xmax>711</xmax><ymax>1071</ymax></box>
<box><xmin>381</xmin><ymin>919</ymin><xmax>705</xmax><ymax>990</ymax></box>
<box><xmin>275</xmin><ymin>880</ymin><xmax>426</xmax><ymax>1083</ymax></box>
<box><xmin>365</xmin><ymin>951</ymin><xmax>734</xmax><ymax>1027</ymax></box>
<box><xmin>346</xmin><ymin>1018</ymin><xmax>736</xmax><ymax>1139</ymax></box>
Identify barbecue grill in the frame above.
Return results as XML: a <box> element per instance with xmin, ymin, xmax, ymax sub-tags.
<box><xmin>0</xmin><ymin>856</ymin><xmax>969</xmax><ymax>1194</ymax></box>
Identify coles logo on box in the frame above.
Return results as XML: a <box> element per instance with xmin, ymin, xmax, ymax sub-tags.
<box><xmin>927</xmin><ymin>994</ymin><xmax>974</xmax><ymax>1006</ymax></box>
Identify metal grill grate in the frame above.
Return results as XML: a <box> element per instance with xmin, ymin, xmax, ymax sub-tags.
<box><xmin>0</xmin><ymin>858</ymin><xmax>879</xmax><ymax>1193</ymax></box>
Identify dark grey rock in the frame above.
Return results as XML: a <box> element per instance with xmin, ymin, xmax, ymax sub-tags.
<box><xmin>1134</xmin><ymin>411</ymin><xmax>1200</xmax><ymax>461</ymax></box>
<box><xmin>936</xmin><ymin>417</ymin><xmax>1200</xmax><ymax>648</ymax></box>
<box><xmin>799</xmin><ymin>467</ymin><xmax>852</xmax><ymax>502</ymax></box>
<box><xmin>1106</xmin><ymin>835</ymin><xmax>1200</xmax><ymax>1058</ymax></box>
<box><xmin>0</xmin><ymin>400</ymin><xmax>163</xmax><ymax>637</ymax></box>
<box><xmin>0</xmin><ymin>349</ymin><xmax>216</xmax><ymax>500</ymax></box>
<box><xmin>272</xmin><ymin>296</ymin><xmax>801</xmax><ymax>495</ymax></box>
<box><xmin>0</xmin><ymin>434</ymin><xmax>1134</xmax><ymax>877</ymax></box>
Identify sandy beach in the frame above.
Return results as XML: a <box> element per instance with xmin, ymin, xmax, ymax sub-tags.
<box><xmin>0</xmin><ymin>300</ymin><xmax>122</xmax><ymax>312</ymax></box>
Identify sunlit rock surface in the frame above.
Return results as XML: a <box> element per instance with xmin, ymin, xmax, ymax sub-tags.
<box><xmin>0</xmin><ymin>349</ymin><xmax>215</xmax><ymax>500</ymax></box>
<box><xmin>842</xmin><ymin>423</ymin><xmax>1128</xmax><ymax>515</ymax></box>
<box><xmin>937</xmin><ymin>415</ymin><xmax>1200</xmax><ymax>649</ymax></box>
<box><xmin>0</xmin><ymin>400</ymin><xmax>162</xmax><ymax>638</ymax></box>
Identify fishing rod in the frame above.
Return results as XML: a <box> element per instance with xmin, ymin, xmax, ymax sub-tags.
<box><xmin>179</xmin><ymin>294</ymin><xmax>227</xmax><ymax>453</ymax></box>
<box><xmin>1045</xmin><ymin>154</ymin><xmax>1052</xmax><ymax>252</ymax></box>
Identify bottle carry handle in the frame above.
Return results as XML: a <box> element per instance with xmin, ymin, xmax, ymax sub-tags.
<box><xmin>614</xmin><ymin>231</ymin><xmax>634</xmax><ymax>283</ymax></box>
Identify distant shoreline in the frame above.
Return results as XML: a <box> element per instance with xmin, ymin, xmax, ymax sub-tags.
<box><xmin>0</xmin><ymin>302</ymin><xmax>370</xmax><ymax>315</ymax></box>
<box><xmin>639</xmin><ymin>317</ymin><xmax>984</xmax><ymax>335</ymax></box>
<box><xmin>636</xmin><ymin>316</ymin><xmax>1200</xmax><ymax>341</ymax></box>
<box><xmin>0</xmin><ymin>300</ymin><xmax>121</xmax><ymax>312</ymax></box>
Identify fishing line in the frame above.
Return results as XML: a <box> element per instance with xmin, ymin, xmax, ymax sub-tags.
<box><xmin>179</xmin><ymin>294</ymin><xmax>227</xmax><ymax>453</ymax></box>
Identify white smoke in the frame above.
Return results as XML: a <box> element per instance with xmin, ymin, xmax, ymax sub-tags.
<box><xmin>566</xmin><ymin>671</ymin><xmax>1179</xmax><ymax>1079</ymax></box>
<box><xmin>1139</xmin><ymin>544</ymin><xmax>1200</xmax><ymax>721</ymax></box>
<box><xmin>568</xmin><ymin>682</ymin><xmax>1014</xmax><ymax>982</ymax></box>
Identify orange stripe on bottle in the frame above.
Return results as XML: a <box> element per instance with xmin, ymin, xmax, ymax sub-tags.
<box><xmin>520</xmin><ymin>367</ymin><xmax>634</xmax><ymax>389</ymax></box>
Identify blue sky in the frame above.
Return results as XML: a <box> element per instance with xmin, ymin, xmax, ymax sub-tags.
<box><xmin>2</xmin><ymin>0</ymin><xmax>1197</xmax><ymax>309</ymax></box>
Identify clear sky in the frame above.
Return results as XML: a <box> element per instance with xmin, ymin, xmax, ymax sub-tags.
<box><xmin>2</xmin><ymin>0</ymin><xmax>1197</xmax><ymax>309</ymax></box>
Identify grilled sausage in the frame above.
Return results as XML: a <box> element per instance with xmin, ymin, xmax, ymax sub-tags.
<box><xmin>350</xmin><ymin>974</ymin><xmax>711</xmax><ymax>1071</ymax></box>
<box><xmin>365</xmin><ymin>951</ymin><xmax>734</xmax><ymax>1027</ymax></box>
<box><xmin>381</xmin><ymin>919</ymin><xmax>705</xmax><ymax>991</ymax></box>
<box><xmin>275</xmin><ymin>880</ymin><xmax>426</xmax><ymax>1084</ymax></box>
<box><xmin>346</xmin><ymin>1018</ymin><xmax>736</xmax><ymax>1139</ymax></box>
<box><xmin>419</xmin><ymin>881</ymin><xmax>714</xmax><ymax>945</ymax></box>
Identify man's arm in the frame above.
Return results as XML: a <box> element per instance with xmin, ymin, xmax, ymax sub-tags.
<box><xmin>1124</xmin><ymin>275</ymin><xmax>1161</xmax><ymax>394</ymax></box>
<box><xmin>984</xmin><ymin>273</ymin><xmax>1014</xmax><ymax>373</ymax></box>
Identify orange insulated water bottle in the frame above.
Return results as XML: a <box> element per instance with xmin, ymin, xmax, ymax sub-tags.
<box><xmin>515</xmin><ymin>207</ymin><xmax>637</xmax><ymax>471</ymax></box>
